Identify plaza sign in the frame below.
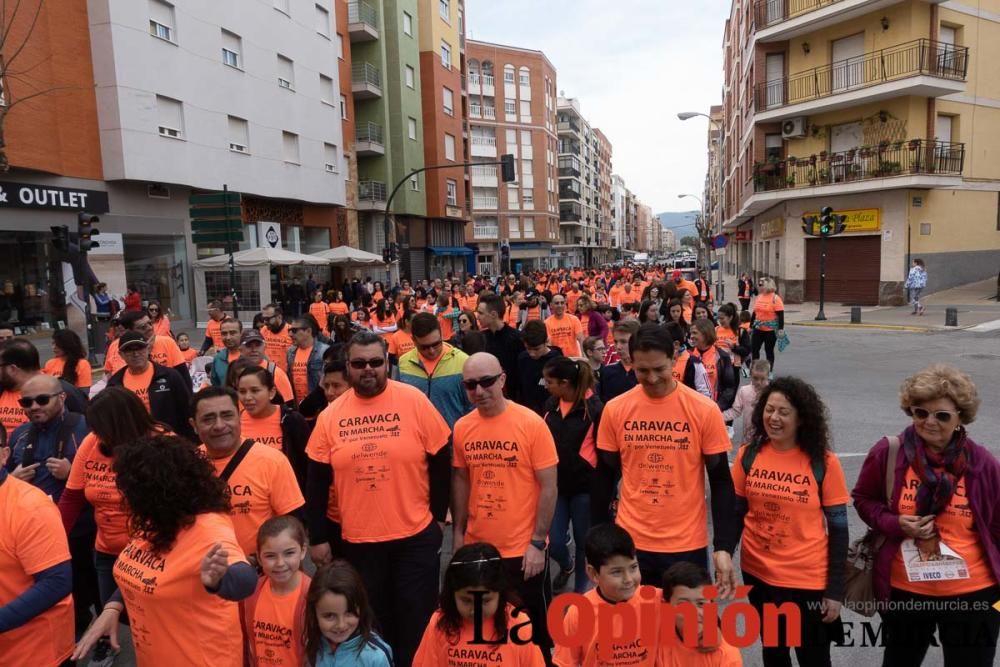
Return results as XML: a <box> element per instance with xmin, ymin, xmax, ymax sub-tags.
<box><xmin>803</xmin><ymin>208</ymin><xmax>880</xmax><ymax>233</ymax></box>
<box><xmin>0</xmin><ymin>181</ymin><xmax>110</xmax><ymax>213</ymax></box>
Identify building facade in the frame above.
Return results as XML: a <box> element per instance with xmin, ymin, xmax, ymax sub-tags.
<box><xmin>720</xmin><ymin>0</ymin><xmax>1000</xmax><ymax>305</ymax></box>
<box><xmin>465</xmin><ymin>40</ymin><xmax>559</xmax><ymax>274</ymax></box>
<box><xmin>556</xmin><ymin>96</ymin><xmax>604</xmax><ymax>267</ymax></box>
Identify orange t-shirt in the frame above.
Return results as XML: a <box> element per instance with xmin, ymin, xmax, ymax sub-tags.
<box><xmin>597</xmin><ymin>383</ymin><xmax>731</xmax><ymax>552</ymax></box>
<box><xmin>388</xmin><ymin>329</ymin><xmax>415</xmax><ymax>358</ymax></box>
<box><xmin>715</xmin><ymin>326</ymin><xmax>739</xmax><ymax>352</ymax></box>
<box><xmin>292</xmin><ymin>346</ymin><xmax>312</xmax><ymax>403</ymax></box>
<box><xmin>149</xmin><ymin>335</ymin><xmax>186</xmax><ymax>368</ymax></box>
<box><xmin>43</xmin><ymin>357</ymin><xmax>93</xmax><ymax>388</ymax></box>
<box><xmin>453</xmin><ymin>401</ymin><xmax>559</xmax><ymax>558</ymax></box>
<box><xmin>114</xmin><ymin>512</ymin><xmax>247</xmax><ymax>667</ymax></box>
<box><xmin>123</xmin><ymin>364</ymin><xmax>155</xmax><ymax>411</ymax></box>
<box><xmin>732</xmin><ymin>445</ymin><xmax>850</xmax><ymax>590</ymax></box>
<box><xmin>205</xmin><ymin>443</ymin><xmax>305</xmax><ymax>555</ymax></box>
<box><xmin>437</xmin><ymin>307</ymin><xmax>457</xmax><ymax>340</ymax></box>
<box><xmin>250</xmin><ymin>574</ymin><xmax>311</xmax><ymax>667</ymax></box>
<box><xmin>305</xmin><ymin>380</ymin><xmax>451</xmax><ymax>543</ymax></box>
<box><xmin>413</xmin><ymin>608</ymin><xmax>545</xmax><ymax>666</ymax></box>
<box><xmin>545</xmin><ymin>314</ymin><xmax>583</xmax><ymax>357</ymax></box>
<box><xmin>181</xmin><ymin>347</ymin><xmax>199</xmax><ymax>365</ymax></box>
<box><xmin>152</xmin><ymin>316</ymin><xmax>172</xmax><ymax>338</ymax></box>
<box><xmin>0</xmin><ymin>389</ymin><xmax>26</xmax><ymax>435</ymax></box>
<box><xmin>206</xmin><ymin>318</ymin><xmax>224</xmax><ymax>349</ymax></box>
<box><xmin>261</xmin><ymin>325</ymin><xmax>293</xmax><ymax>374</ymax></box>
<box><xmin>103</xmin><ymin>338</ymin><xmax>123</xmax><ymax>375</ymax></box>
<box><xmin>753</xmin><ymin>293</ymin><xmax>784</xmax><ymax>331</ymax></box>
<box><xmin>309</xmin><ymin>302</ymin><xmax>330</xmax><ymax>334</ymax></box>
<box><xmin>0</xmin><ymin>476</ymin><xmax>74</xmax><ymax>667</ymax></box>
<box><xmin>619</xmin><ymin>289</ymin><xmax>640</xmax><ymax>306</ymax></box>
<box><xmin>553</xmin><ymin>586</ymin><xmax>660</xmax><ymax>667</ymax></box>
<box><xmin>328</xmin><ymin>301</ymin><xmax>349</xmax><ymax>317</ymax></box>
<box><xmin>891</xmin><ymin>467</ymin><xmax>997</xmax><ymax>595</ymax></box>
<box><xmin>656</xmin><ymin>638</ymin><xmax>743</xmax><ymax>667</ymax></box>
<box><xmin>241</xmin><ymin>408</ymin><xmax>284</xmax><ymax>451</ymax></box>
<box><xmin>672</xmin><ymin>350</ymin><xmax>690</xmax><ymax>384</ymax></box>
<box><xmin>419</xmin><ymin>348</ymin><xmax>447</xmax><ymax>378</ymax></box>
<box><xmin>261</xmin><ymin>361</ymin><xmax>295</xmax><ymax>405</ymax></box>
<box><xmin>65</xmin><ymin>433</ymin><xmax>130</xmax><ymax>554</ymax></box>
<box><xmin>505</xmin><ymin>303</ymin><xmax>521</xmax><ymax>329</ymax></box>
<box><xmin>692</xmin><ymin>346</ymin><xmax>720</xmax><ymax>400</ymax></box>
<box><xmin>566</xmin><ymin>290</ymin><xmax>583</xmax><ymax>314</ymax></box>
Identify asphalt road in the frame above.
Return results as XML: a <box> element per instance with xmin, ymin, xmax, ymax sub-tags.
<box><xmin>98</xmin><ymin>326</ymin><xmax>1000</xmax><ymax>666</ymax></box>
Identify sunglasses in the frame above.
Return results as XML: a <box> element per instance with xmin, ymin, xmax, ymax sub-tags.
<box><xmin>288</xmin><ymin>327</ymin><xmax>303</xmax><ymax>334</ymax></box>
<box><xmin>416</xmin><ymin>339</ymin><xmax>443</xmax><ymax>351</ymax></box>
<box><xmin>912</xmin><ymin>407</ymin><xmax>959</xmax><ymax>422</ymax></box>
<box><xmin>462</xmin><ymin>373</ymin><xmax>503</xmax><ymax>391</ymax></box>
<box><xmin>349</xmin><ymin>357</ymin><xmax>386</xmax><ymax>369</ymax></box>
<box><xmin>18</xmin><ymin>393</ymin><xmax>63</xmax><ymax>408</ymax></box>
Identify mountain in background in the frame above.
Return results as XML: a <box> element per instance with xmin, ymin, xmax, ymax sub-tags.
<box><xmin>656</xmin><ymin>210</ymin><xmax>699</xmax><ymax>230</ymax></box>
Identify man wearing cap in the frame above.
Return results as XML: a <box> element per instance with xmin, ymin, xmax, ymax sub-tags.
<box><xmin>103</xmin><ymin>309</ymin><xmax>191</xmax><ymax>388</ymax></box>
<box><xmin>209</xmin><ymin>317</ymin><xmax>243</xmax><ymax>387</ymax></box>
<box><xmin>107</xmin><ymin>332</ymin><xmax>194</xmax><ymax>439</ymax></box>
<box><xmin>239</xmin><ymin>328</ymin><xmax>295</xmax><ymax>405</ymax></box>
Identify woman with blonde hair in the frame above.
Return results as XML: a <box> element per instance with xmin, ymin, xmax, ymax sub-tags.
<box><xmin>853</xmin><ymin>365</ymin><xmax>1000</xmax><ymax>666</ymax></box>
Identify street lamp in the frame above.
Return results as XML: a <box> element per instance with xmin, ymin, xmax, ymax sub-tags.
<box><xmin>679</xmin><ymin>110</ymin><xmax>726</xmax><ymax>301</ymax></box>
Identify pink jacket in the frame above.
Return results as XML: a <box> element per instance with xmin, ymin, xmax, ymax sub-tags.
<box><xmin>723</xmin><ymin>384</ymin><xmax>758</xmax><ymax>439</ymax></box>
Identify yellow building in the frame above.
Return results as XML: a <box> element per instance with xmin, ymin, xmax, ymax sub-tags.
<box><xmin>720</xmin><ymin>0</ymin><xmax>1000</xmax><ymax>304</ymax></box>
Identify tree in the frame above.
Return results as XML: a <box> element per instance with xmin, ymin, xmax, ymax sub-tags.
<box><xmin>680</xmin><ymin>235</ymin><xmax>699</xmax><ymax>248</ymax></box>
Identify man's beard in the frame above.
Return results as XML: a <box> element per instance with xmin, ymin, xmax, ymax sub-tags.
<box><xmin>268</xmin><ymin>321</ymin><xmax>284</xmax><ymax>333</ymax></box>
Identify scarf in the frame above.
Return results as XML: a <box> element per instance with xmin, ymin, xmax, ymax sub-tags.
<box><xmin>902</xmin><ymin>424</ymin><xmax>969</xmax><ymax>516</ymax></box>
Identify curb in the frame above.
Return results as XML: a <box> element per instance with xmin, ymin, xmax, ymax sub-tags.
<box><xmin>789</xmin><ymin>321</ymin><xmax>933</xmax><ymax>333</ymax></box>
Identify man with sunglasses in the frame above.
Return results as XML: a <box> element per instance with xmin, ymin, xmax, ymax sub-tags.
<box><xmin>198</xmin><ymin>299</ymin><xmax>227</xmax><ymax>355</ymax></box>
<box><xmin>286</xmin><ymin>315</ymin><xmax>329</xmax><ymax>406</ymax></box>
<box><xmin>259</xmin><ymin>303</ymin><xmax>292</xmax><ymax>374</ymax></box>
<box><xmin>452</xmin><ymin>352</ymin><xmax>559</xmax><ymax>660</ymax></box>
<box><xmin>1</xmin><ymin>339</ymin><xmax>87</xmax><ymax>437</ymax></box>
<box><xmin>305</xmin><ymin>330</ymin><xmax>451</xmax><ymax>667</ymax></box>
<box><xmin>398</xmin><ymin>313</ymin><xmax>472</xmax><ymax>429</ymax></box>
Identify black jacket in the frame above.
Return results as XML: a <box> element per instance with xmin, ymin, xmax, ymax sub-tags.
<box><xmin>543</xmin><ymin>394</ymin><xmax>603</xmax><ymax>498</ymax></box>
<box><xmin>598</xmin><ymin>362</ymin><xmax>637</xmax><ymax>405</ymax></box>
<box><xmin>279</xmin><ymin>404</ymin><xmax>310</xmax><ymax>492</ymax></box>
<box><xmin>516</xmin><ymin>346</ymin><xmax>563</xmax><ymax>416</ymax></box>
<box><xmin>482</xmin><ymin>324</ymin><xmax>523</xmax><ymax>401</ymax></box>
<box><xmin>683</xmin><ymin>347</ymin><xmax>738</xmax><ymax>411</ymax></box>
<box><xmin>108</xmin><ymin>363</ymin><xmax>194</xmax><ymax>441</ymax></box>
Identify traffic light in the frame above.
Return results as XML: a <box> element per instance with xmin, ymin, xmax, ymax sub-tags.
<box><xmin>500</xmin><ymin>153</ymin><xmax>516</xmax><ymax>183</ymax></box>
<box><xmin>77</xmin><ymin>212</ymin><xmax>100</xmax><ymax>252</ymax></box>
<box><xmin>382</xmin><ymin>246</ymin><xmax>391</xmax><ymax>263</ymax></box>
<box><xmin>389</xmin><ymin>242</ymin><xmax>400</xmax><ymax>262</ymax></box>
<box><xmin>50</xmin><ymin>225</ymin><xmax>70</xmax><ymax>252</ymax></box>
<box><xmin>819</xmin><ymin>206</ymin><xmax>833</xmax><ymax>236</ymax></box>
<box><xmin>833</xmin><ymin>214</ymin><xmax>848</xmax><ymax>235</ymax></box>
<box><xmin>801</xmin><ymin>215</ymin><xmax>816</xmax><ymax>236</ymax></box>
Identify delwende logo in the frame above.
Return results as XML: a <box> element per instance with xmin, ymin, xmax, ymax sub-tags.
<box><xmin>467</xmin><ymin>586</ymin><xmax>802</xmax><ymax>660</ymax></box>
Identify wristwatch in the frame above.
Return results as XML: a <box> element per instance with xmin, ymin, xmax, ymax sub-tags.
<box><xmin>530</xmin><ymin>538</ymin><xmax>547</xmax><ymax>551</ymax></box>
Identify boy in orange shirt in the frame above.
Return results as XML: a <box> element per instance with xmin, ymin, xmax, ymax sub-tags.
<box><xmin>553</xmin><ymin>524</ymin><xmax>659</xmax><ymax>666</ymax></box>
<box><xmin>656</xmin><ymin>563</ymin><xmax>743</xmax><ymax>666</ymax></box>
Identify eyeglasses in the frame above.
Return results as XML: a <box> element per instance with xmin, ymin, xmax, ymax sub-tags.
<box><xmin>349</xmin><ymin>357</ymin><xmax>386</xmax><ymax>369</ymax></box>
<box><xmin>462</xmin><ymin>373</ymin><xmax>503</xmax><ymax>391</ymax></box>
<box><xmin>416</xmin><ymin>339</ymin><xmax>443</xmax><ymax>352</ymax></box>
<box><xmin>912</xmin><ymin>407</ymin><xmax>959</xmax><ymax>422</ymax></box>
<box><xmin>18</xmin><ymin>392</ymin><xmax>63</xmax><ymax>408</ymax></box>
<box><xmin>288</xmin><ymin>327</ymin><xmax>302</xmax><ymax>334</ymax></box>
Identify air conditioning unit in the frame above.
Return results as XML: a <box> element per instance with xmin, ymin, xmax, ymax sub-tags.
<box><xmin>781</xmin><ymin>117</ymin><xmax>808</xmax><ymax>139</ymax></box>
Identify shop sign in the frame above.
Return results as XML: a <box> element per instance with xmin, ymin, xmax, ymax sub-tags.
<box><xmin>0</xmin><ymin>181</ymin><xmax>110</xmax><ymax>212</ymax></box>
<box><xmin>804</xmin><ymin>208</ymin><xmax>881</xmax><ymax>233</ymax></box>
<box><xmin>759</xmin><ymin>218</ymin><xmax>785</xmax><ymax>239</ymax></box>
<box><xmin>734</xmin><ymin>230</ymin><xmax>753</xmax><ymax>241</ymax></box>
<box><xmin>260</xmin><ymin>222</ymin><xmax>282</xmax><ymax>249</ymax></box>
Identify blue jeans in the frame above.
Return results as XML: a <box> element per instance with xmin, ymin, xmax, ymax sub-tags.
<box><xmin>94</xmin><ymin>550</ymin><xmax>129</xmax><ymax>625</ymax></box>
<box><xmin>549</xmin><ymin>493</ymin><xmax>592</xmax><ymax>593</ymax></box>
<box><xmin>636</xmin><ymin>546</ymin><xmax>708</xmax><ymax>590</ymax></box>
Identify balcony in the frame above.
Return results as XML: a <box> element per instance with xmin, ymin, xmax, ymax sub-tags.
<box><xmin>557</xmin><ymin>119</ymin><xmax>581</xmax><ymax>135</ymax></box>
<box><xmin>357</xmin><ymin>180</ymin><xmax>387</xmax><ymax>211</ymax></box>
<box><xmin>559</xmin><ymin>143</ymin><xmax>581</xmax><ymax>157</ymax></box>
<box><xmin>470</xmin><ymin>136</ymin><xmax>497</xmax><ymax>158</ymax></box>
<box><xmin>559</xmin><ymin>187</ymin><xmax>582</xmax><ymax>202</ymax></box>
<box><xmin>754</xmin><ymin>0</ymin><xmax>947</xmax><ymax>43</ymax></box>
<box><xmin>729</xmin><ymin>139</ymin><xmax>964</xmax><ymax>225</ymax></box>
<box><xmin>470</xmin><ymin>164</ymin><xmax>498</xmax><ymax>187</ymax></box>
<box><xmin>755</xmin><ymin>39</ymin><xmax>967</xmax><ymax>122</ymax></box>
<box><xmin>560</xmin><ymin>203</ymin><xmax>583</xmax><ymax>223</ymax></box>
<box><xmin>473</xmin><ymin>223</ymin><xmax>499</xmax><ymax>240</ymax></box>
<box><xmin>355</xmin><ymin>122</ymin><xmax>385</xmax><ymax>157</ymax></box>
<box><xmin>347</xmin><ymin>1</ymin><xmax>379</xmax><ymax>42</ymax></box>
<box><xmin>351</xmin><ymin>63</ymin><xmax>382</xmax><ymax>100</ymax></box>
<box><xmin>472</xmin><ymin>195</ymin><xmax>499</xmax><ymax>210</ymax></box>
<box><xmin>481</xmin><ymin>74</ymin><xmax>495</xmax><ymax>96</ymax></box>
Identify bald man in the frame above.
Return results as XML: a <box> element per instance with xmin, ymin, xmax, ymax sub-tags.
<box><xmin>451</xmin><ymin>352</ymin><xmax>559</xmax><ymax>658</ymax></box>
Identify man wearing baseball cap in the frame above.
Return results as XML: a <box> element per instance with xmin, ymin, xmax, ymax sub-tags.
<box><xmin>239</xmin><ymin>329</ymin><xmax>294</xmax><ymax>405</ymax></box>
<box><xmin>107</xmin><ymin>332</ymin><xmax>194</xmax><ymax>439</ymax></box>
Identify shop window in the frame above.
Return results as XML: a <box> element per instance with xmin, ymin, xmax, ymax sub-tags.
<box><xmin>205</xmin><ymin>270</ymin><xmax>261</xmax><ymax>311</ymax></box>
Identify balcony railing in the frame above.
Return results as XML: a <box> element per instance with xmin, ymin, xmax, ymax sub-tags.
<box><xmin>754</xmin><ymin>0</ymin><xmax>843</xmax><ymax>30</ymax></box>
<box><xmin>352</xmin><ymin>62</ymin><xmax>382</xmax><ymax>88</ymax></box>
<box><xmin>560</xmin><ymin>203</ymin><xmax>582</xmax><ymax>222</ymax></box>
<box><xmin>358</xmin><ymin>180</ymin><xmax>387</xmax><ymax>203</ymax></box>
<box><xmin>348</xmin><ymin>1</ymin><xmax>378</xmax><ymax>28</ymax></box>
<box><xmin>356</xmin><ymin>122</ymin><xmax>383</xmax><ymax>146</ymax></box>
<box><xmin>756</xmin><ymin>39</ymin><xmax>968</xmax><ymax>110</ymax></box>
<box><xmin>471</xmin><ymin>136</ymin><xmax>497</xmax><ymax>147</ymax></box>
<box><xmin>557</xmin><ymin>119</ymin><xmax>580</xmax><ymax>134</ymax></box>
<box><xmin>472</xmin><ymin>196</ymin><xmax>499</xmax><ymax>209</ymax></box>
<box><xmin>753</xmin><ymin>140</ymin><xmax>965</xmax><ymax>193</ymax></box>
<box><xmin>470</xmin><ymin>165</ymin><xmax>497</xmax><ymax>178</ymax></box>
<box><xmin>473</xmin><ymin>223</ymin><xmax>499</xmax><ymax>239</ymax></box>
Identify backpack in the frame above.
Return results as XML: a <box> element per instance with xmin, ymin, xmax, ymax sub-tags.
<box><xmin>740</xmin><ymin>441</ymin><xmax>826</xmax><ymax>504</ymax></box>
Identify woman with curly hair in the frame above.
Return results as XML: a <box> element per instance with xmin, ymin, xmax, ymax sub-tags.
<box><xmin>731</xmin><ymin>376</ymin><xmax>850</xmax><ymax>667</ymax></box>
<box><xmin>71</xmin><ymin>433</ymin><xmax>257</xmax><ymax>666</ymax></box>
<box><xmin>853</xmin><ymin>365</ymin><xmax>1000</xmax><ymax>666</ymax></box>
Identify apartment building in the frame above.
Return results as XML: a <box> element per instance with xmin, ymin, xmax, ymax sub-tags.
<box><xmin>720</xmin><ymin>0</ymin><xmax>1000</xmax><ymax>305</ymax></box>
<box><xmin>593</xmin><ymin>128</ymin><xmax>615</xmax><ymax>264</ymax></box>
<box><xmin>465</xmin><ymin>40</ymin><xmax>560</xmax><ymax>274</ymax></box>
<box><xmin>702</xmin><ymin>104</ymin><xmax>727</xmax><ymax>271</ymax></box>
<box><xmin>611</xmin><ymin>174</ymin><xmax>628</xmax><ymax>260</ymax></box>
<box><xmin>336</xmin><ymin>1</ymin><xmax>360</xmax><ymax>249</ymax></box>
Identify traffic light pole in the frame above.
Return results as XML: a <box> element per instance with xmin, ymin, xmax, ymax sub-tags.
<box><xmin>223</xmin><ymin>184</ymin><xmax>238</xmax><ymax>320</ymax></box>
<box><xmin>816</xmin><ymin>233</ymin><xmax>827</xmax><ymax>321</ymax></box>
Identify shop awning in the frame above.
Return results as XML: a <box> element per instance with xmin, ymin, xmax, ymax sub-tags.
<box><xmin>427</xmin><ymin>246</ymin><xmax>473</xmax><ymax>256</ymax></box>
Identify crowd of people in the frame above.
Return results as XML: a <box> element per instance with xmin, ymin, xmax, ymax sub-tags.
<box><xmin>0</xmin><ymin>263</ymin><xmax>996</xmax><ymax>667</ymax></box>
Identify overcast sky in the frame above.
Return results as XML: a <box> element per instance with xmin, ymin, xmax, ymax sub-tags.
<box><xmin>466</xmin><ymin>0</ymin><xmax>732</xmax><ymax>215</ymax></box>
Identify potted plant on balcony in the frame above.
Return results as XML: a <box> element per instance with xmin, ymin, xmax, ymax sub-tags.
<box><xmin>818</xmin><ymin>167</ymin><xmax>830</xmax><ymax>183</ymax></box>
<box><xmin>807</xmin><ymin>169</ymin><xmax>818</xmax><ymax>186</ymax></box>
<box><xmin>785</xmin><ymin>174</ymin><xmax>796</xmax><ymax>187</ymax></box>
<box><xmin>908</xmin><ymin>139</ymin><xmax>921</xmax><ymax>151</ymax></box>
<box><xmin>819</xmin><ymin>150</ymin><xmax>828</xmax><ymax>161</ymax></box>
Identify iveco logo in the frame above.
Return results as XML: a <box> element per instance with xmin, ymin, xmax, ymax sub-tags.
<box><xmin>647</xmin><ymin>453</ymin><xmax>664</xmax><ymax>463</ymax></box>
<box><xmin>362</xmin><ymin>443</ymin><xmax>378</xmax><ymax>452</ymax></box>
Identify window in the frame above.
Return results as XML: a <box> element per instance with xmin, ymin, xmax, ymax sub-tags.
<box><xmin>315</xmin><ymin>4</ymin><xmax>331</xmax><ymax>37</ymax></box>
<box><xmin>149</xmin><ymin>0</ymin><xmax>176</xmax><ymax>42</ymax></box>
<box><xmin>405</xmin><ymin>65</ymin><xmax>415</xmax><ymax>88</ymax></box>
<box><xmin>504</xmin><ymin>65</ymin><xmax>515</xmax><ymax>83</ymax></box>
<box><xmin>221</xmin><ymin>30</ymin><xmax>242</xmax><ymax>69</ymax></box>
<box><xmin>282</xmin><ymin>131</ymin><xmax>300</xmax><ymax>163</ymax></box>
<box><xmin>408</xmin><ymin>117</ymin><xmax>417</xmax><ymax>140</ymax></box>
<box><xmin>521</xmin><ymin>159</ymin><xmax>532</xmax><ymax>175</ymax></box>
<box><xmin>320</xmin><ymin>74</ymin><xmax>335</xmax><ymax>104</ymax></box>
<box><xmin>509</xmin><ymin>217</ymin><xmax>520</xmax><ymax>239</ymax></box>
<box><xmin>410</xmin><ymin>175</ymin><xmax>420</xmax><ymax>191</ymax></box>
<box><xmin>441</xmin><ymin>41</ymin><xmax>452</xmax><ymax>69</ymax></box>
<box><xmin>439</xmin><ymin>0</ymin><xmax>450</xmax><ymax>21</ymax></box>
<box><xmin>523</xmin><ymin>216</ymin><xmax>534</xmax><ymax>236</ymax></box>
<box><xmin>504</xmin><ymin>99</ymin><xmax>516</xmax><ymax>116</ymax></box>
<box><xmin>339</xmin><ymin>94</ymin><xmax>348</xmax><ymax>119</ymax></box>
<box><xmin>156</xmin><ymin>95</ymin><xmax>184</xmax><ymax>139</ymax></box>
<box><xmin>764</xmin><ymin>134</ymin><xmax>782</xmax><ymax>161</ymax></box>
<box><xmin>508</xmin><ymin>184</ymin><xmax>519</xmax><ymax>209</ymax></box>
<box><xmin>445</xmin><ymin>134</ymin><xmax>456</xmax><ymax>160</ymax></box>
<box><xmin>227</xmin><ymin>115</ymin><xmax>249</xmax><ymax>153</ymax></box>
<box><xmin>519</xmin><ymin>66</ymin><xmax>530</xmax><ymax>86</ymax></box>
<box><xmin>443</xmin><ymin>87</ymin><xmax>454</xmax><ymax>115</ymax></box>
<box><xmin>447</xmin><ymin>180</ymin><xmax>458</xmax><ymax>205</ymax></box>
<box><xmin>324</xmin><ymin>143</ymin><xmax>339</xmax><ymax>173</ymax></box>
<box><xmin>274</xmin><ymin>0</ymin><xmax>290</xmax><ymax>14</ymax></box>
<box><xmin>519</xmin><ymin>100</ymin><xmax>530</xmax><ymax>119</ymax></box>
<box><xmin>277</xmin><ymin>54</ymin><xmax>295</xmax><ymax>89</ymax></box>
<box><xmin>336</xmin><ymin>34</ymin><xmax>344</xmax><ymax>59</ymax></box>
<box><xmin>520</xmin><ymin>130</ymin><xmax>531</xmax><ymax>146</ymax></box>
<box><xmin>523</xmin><ymin>190</ymin><xmax>534</xmax><ymax>209</ymax></box>
<box><xmin>402</xmin><ymin>11</ymin><xmax>413</xmax><ymax>36</ymax></box>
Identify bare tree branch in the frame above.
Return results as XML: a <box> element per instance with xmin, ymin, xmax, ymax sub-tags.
<box><xmin>3</xmin><ymin>82</ymin><xmax>73</xmax><ymax>109</ymax></box>
<box><xmin>2</xmin><ymin>0</ymin><xmax>45</xmax><ymax>72</ymax></box>
<box><xmin>0</xmin><ymin>0</ymin><xmax>28</xmax><ymax>56</ymax></box>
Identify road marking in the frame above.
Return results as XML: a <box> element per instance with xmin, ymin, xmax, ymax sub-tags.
<box><xmin>968</xmin><ymin>319</ymin><xmax>1000</xmax><ymax>333</ymax></box>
